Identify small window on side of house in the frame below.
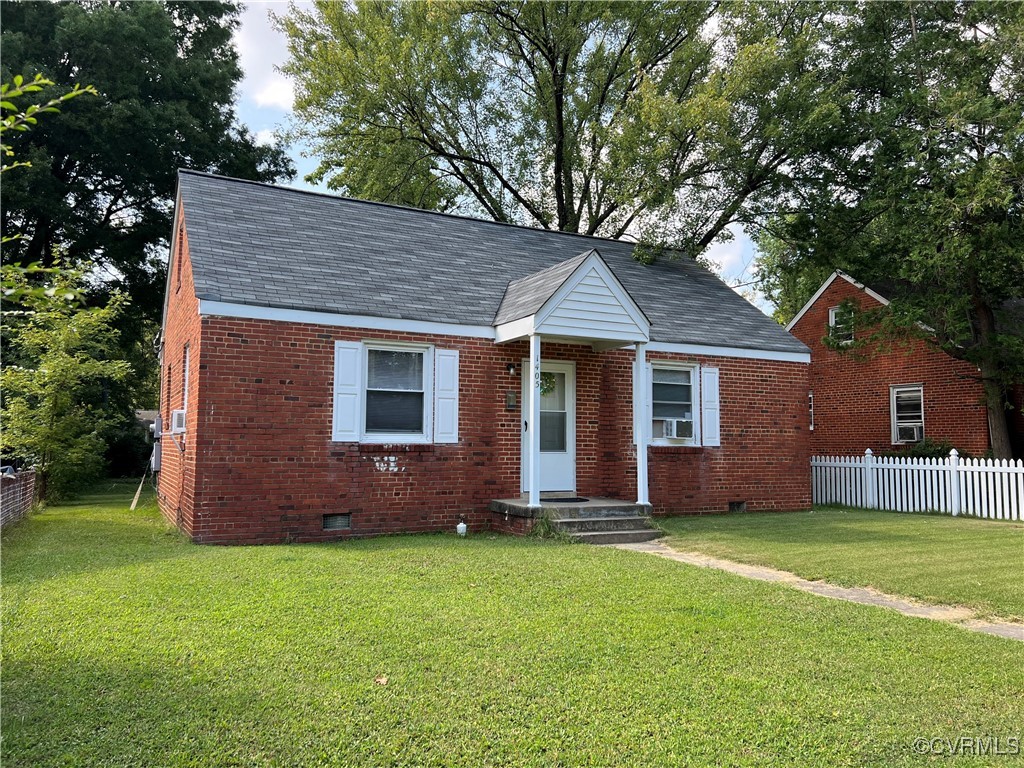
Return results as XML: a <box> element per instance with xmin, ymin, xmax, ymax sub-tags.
<box><xmin>828</xmin><ymin>305</ymin><xmax>854</xmax><ymax>345</ymax></box>
<box><xmin>182</xmin><ymin>344</ymin><xmax>190</xmax><ymax>412</ymax></box>
<box><xmin>891</xmin><ymin>385</ymin><xmax>924</xmax><ymax>444</ymax></box>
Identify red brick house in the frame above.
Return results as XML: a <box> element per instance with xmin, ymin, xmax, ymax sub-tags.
<box><xmin>787</xmin><ymin>270</ymin><xmax>994</xmax><ymax>456</ymax></box>
<box><xmin>157</xmin><ymin>171</ymin><xmax>812</xmax><ymax>544</ymax></box>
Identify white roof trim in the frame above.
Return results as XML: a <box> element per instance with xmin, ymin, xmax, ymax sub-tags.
<box><xmin>643</xmin><ymin>341</ymin><xmax>809</xmax><ymax>364</ymax></box>
<box><xmin>785</xmin><ymin>270</ymin><xmax>891</xmax><ymax>332</ymax></box>
<box><xmin>198</xmin><ymin>300</ymin><xmax>807</xmax><ymax>361</ymax></box>
<box><xmin>158</xmin><ymin>188</ymin><xmax>184</xmax><ymax>361</ymax></box>
<box><xmin>198</xmin><ymin>300</ymin><xmax>497</xmax><ymax>339</ymax></box>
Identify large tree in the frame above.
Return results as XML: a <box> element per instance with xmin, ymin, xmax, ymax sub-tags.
<box><xmin>756</xmin><ymin>2</ymin><xmax>1024</xmax><ymax>458</ymax></box>
<box><xmin>1</xmin><ymin>0</ymin><xmax>294</xmax><ymax>325</ymax></box>
<box><xmin>277</xmin><ymin>0</ymin><xmax>848</xmax><ymax>255</ymax></box>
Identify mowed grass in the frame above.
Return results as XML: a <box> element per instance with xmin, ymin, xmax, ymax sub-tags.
<box><xmin>2</xmin><ymin>485</ymin><xmax>1023</xmax><ymax>767</ymax></box>
<box><xmin>660</xmin><ymin>509</ymin><xmax>1024</xmax><ymax>621</ymax></box>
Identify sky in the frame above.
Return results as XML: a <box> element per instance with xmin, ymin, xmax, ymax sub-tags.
<box><xmin>232</xmin><ymin>2</ymin><xmax>769</xmax><ymax>314</ymax></box>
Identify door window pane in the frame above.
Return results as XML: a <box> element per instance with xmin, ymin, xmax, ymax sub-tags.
<box><xmin>539</xmin><ymin>372</ymin><xmax>565</xmax><ymax>410</ymax></box>
<box><xmin>540</xmin><ymin>412</ymin><xmax>567</xmax><ymax>452</ymax></box>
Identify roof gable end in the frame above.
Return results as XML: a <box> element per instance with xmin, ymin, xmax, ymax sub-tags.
<box><xmin>785</xmin><ymin>270</ymin><xmax>891</xmax><ymax>332</ymax></box>
<box><xmin>495</xmin><ymin>250</ymin><xmax>650</xmax><ymax>345</ymax></box>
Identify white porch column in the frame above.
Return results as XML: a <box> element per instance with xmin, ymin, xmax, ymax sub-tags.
<box><xmin>527</xmin><ymin>333</ymin><xmax>542</xmax><ymax>508</ymax></box>
<box><xmin>634</xmin><ymin>342</ymin><xmax>650</xmax><ymax>505</ymax></box>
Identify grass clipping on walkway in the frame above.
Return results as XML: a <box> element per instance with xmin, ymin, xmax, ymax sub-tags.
<box><xmin>2</xmin><ymin>486</ymin><xmax>1022</xmax><ymax>767</ymax></box>
<box><xmin>660</xmin><ymin>508</ymin><xmax>1024</xmax><ymax>621</ymax></box>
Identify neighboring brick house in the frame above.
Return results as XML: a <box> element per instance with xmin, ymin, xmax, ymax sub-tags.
<box><xmin>157</xmin><ymin>171</ymin><xmax>812</xmax><ymax>544</ymax></box>
<box><xmin>787</xmin><ymin>270</ymin><xmax>995</xmax><ymax>456</ymax></box>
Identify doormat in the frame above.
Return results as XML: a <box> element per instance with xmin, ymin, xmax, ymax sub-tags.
<box><xmin>541</xmin><ymin>497</ymin><xmax>589</xmax><ymax>503</ymax></box>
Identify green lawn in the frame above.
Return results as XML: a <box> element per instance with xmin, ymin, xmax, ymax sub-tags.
<box><xmin>3</xmin><ymin>486</ymin><xmax>1022</xmax><ymax>767</ymax></box>
<box><xmin>660</xmin><ymin>509</ymin><xmax>1024</xmax><ymax>621</ymax></box>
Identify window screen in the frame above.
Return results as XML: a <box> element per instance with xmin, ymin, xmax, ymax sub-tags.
<box><xmin>891</xmin><ymin>386</ymin><xmax>924</xmax><ymax>443</ymax></box>
<box><xmin>651</xmin><ymin>368</ymin><xmax>693</xmax><ymax>439</ymax></box>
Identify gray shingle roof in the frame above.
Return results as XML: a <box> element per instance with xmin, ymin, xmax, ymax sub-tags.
<box><xmin>494</xmin><ymin>251</ymin><xmax>591</xmax><ymax>325</ymax></box>
<box><xmin>177</xmin><ymin>170</ymin><xmax>809</xmax><ymax>354</ymax></box>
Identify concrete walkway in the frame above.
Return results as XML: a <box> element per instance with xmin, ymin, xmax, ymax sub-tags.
<box><xmin>611</xmin><ymin>540</ymin><xmax>1024</xmax><ymax>642</ymax></box>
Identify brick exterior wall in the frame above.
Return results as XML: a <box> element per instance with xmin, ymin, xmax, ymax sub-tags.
<box><xmin>160</xmin><ymin>228</ymin><xmax>811</xmax><ymax>544</ymax></box>
<box><xmin>789</xmin><ymin>276</ymin><xmax>991</xmax><ymax>456</ymax></box>
<box><xmin>157</xmin><ymin>208</ymin><xmax>203</xmax><ymax>537</ymax></box>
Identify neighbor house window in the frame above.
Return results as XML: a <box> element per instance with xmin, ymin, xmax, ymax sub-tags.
<box><xmin>651</xmin><ymin>366</ymin><xmax>695</xmax><ymax>443</ymax></box>
<box><xmin>891</xmin><ymin>385</ymin><xmax>924</xmax><ymax>444</ymax></box>
<box><xmin>364</xmin><ymin>347</ymin><xmax>426</xmax><ymax>435</ymax></box>
<box><xmin>828</xmin><ymin>305</ymin><xmax>854</xmax><ymax>345</ymax></box>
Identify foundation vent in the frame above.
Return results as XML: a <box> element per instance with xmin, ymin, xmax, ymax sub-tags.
<box><xmin>323</xmin><ymin>513</ymin><xmax>352</xmax><ymax>531</ymax></box>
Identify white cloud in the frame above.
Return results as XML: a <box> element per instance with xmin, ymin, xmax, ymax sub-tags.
<box><xmin>254</xmin><ymin>128</ymin><xmax>277</xmax><ymax>146</ymax></box>
<box><xmin>234</xmin><ymin>2</ymin><xmax>312</xmax><ymax>113</ymax></box>
<box><xmin>253</xmin><ymin>74</ymin><xmax>295</xmax><ymax>111</ymax></box>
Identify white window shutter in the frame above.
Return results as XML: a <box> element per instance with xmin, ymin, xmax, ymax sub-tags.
<box><xmin>333</xmin><ymin>341</ymin><xmax>362</xmax><ymax>441</ymax></box>
<box><xmin>701</xmin><ymin>367</ymin><xmax>721</xmax><ymax>447</ymax></box>
<box><xmin>433</xmin><ymin>349</ymin><xmax>459</xmax><ymax>443</ymax></box>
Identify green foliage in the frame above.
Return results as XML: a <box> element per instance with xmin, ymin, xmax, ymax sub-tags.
<box><xmin>1</xmin><ymin>0</ymin><xmax>294</xmax><ymax>340</ymax></box>
<box><xmin>878</xmin><ymin>438</ymin><xmax>965</xmax><ymax>460</ymax></box>
<box><xmin>1</xmin><ymin>73</ymin><xmax>96</xmax><ymax>182</ymax></box>
<box><xmin>277</xmin><ymin>1</ymin><xmax>846</xmax><ymax>255</ymax></box>
<box><xmin>1</xmin><ymin>270</ymin><xmax>132</xmax><ymax>501</ymax></box>
<box><xmin>754</xmin><ymin>3</ymin><xmax>1024</xmax><ymax>456</ymax></box>
<box><xmin>3</xmin><ymin>485</ymin><xmax>1023</xmax><ymax>766</ymax></box>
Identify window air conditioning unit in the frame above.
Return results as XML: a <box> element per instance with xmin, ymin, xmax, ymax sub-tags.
<box><xmin>897</xmin><ymin>424</ymin><xmax>923</xmax><ymax>443</ymax></box>
<box><xmin>170</xmin><ymin>409</ymin><xmax>187</xmax><ymax>434</ymax></box>
<box><xmin>663</xmin><ymin>419</ymin><xmax>688</xmax><ymax>439</ymax></box>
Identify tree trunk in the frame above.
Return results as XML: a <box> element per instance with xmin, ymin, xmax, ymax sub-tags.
<box><xmin>982</xmin><ymin>371</ymin><xmax>1013</xmax><ymax>459</ymax></box>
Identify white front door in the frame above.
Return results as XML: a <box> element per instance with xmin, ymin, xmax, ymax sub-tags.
<box><xmin>522</xmin><ymin>361</ymin><xmax>576</xmax><ymax>493</ymax></box>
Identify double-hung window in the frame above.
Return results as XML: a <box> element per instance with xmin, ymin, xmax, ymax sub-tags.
<box><xmin>828</xmin><ymin>305</ymin><xmax>854</xmax><ymax>345</ymax></box>
<box><xmin>891</xmin><ymin>385</ymin><xmax>924</xmax><ymax>444</ymax></box>
<box><xmin>365</xmin><ymin>347</ymin><xmax>425</xmax><ymax>435</ymax></box>
<box><xmin>647</xmin><ymin>362</ymin><xmax>720</xmax><ymax>447</ymax></box>
<box><xmin>332</xmin><ymin>341</ymin><xmax>459</xmax><ymax>444</ymax></box>
<box><xmin>651</xmin><ymin>366</ymin><xmax>695</xmax><ymax>442</ymax></box>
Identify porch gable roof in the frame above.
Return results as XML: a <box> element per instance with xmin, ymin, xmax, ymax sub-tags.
<box><xmin>493</xmin><ymin>250</ymin><xmax>650</xmax><ymax>345</ymax></box>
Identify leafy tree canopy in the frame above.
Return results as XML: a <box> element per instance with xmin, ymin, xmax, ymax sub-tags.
<box><xmin>1</xmin><ymin>0</ymin><xmax>294</xmax><ymax>324</ymax></box>
<box><xmin>277</xmin><ymin>0</ymin><xmax>849</xmax><ymax>256</ymax></box>
<box><xmin>755</xmin><ymin>1</ymin><xmax>1024</xmax><ymax>457</ymax></box>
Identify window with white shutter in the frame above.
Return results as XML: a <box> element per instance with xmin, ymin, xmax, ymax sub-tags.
<box><xmin>332</xmin><ymin>342</ymin><xmax>459</xmax><ymax>444</ymax></box>
<box><xmin>645</xmin><ymin>362</ymin><xmax>721</xmax><ymax>447</ymax></box>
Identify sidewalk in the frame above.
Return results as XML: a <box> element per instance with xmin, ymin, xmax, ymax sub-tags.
<box><xmin>611</xmin><ymin>540</ymin><xmax>1024</xmax><ymax>642</ymax></box>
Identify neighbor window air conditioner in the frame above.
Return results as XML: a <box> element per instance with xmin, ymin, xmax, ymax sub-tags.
<box><xmin>170</xmin><ymin>409</ymin><xmax>187</xmax><ymax>434</ymax></box>
<box><xmin>662</xmin><ymin>419</ymin><xmax>688</xmax><ymax>439</ymax></box>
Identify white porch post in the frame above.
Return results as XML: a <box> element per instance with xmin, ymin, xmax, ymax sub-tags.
<box><xmin>634</xmin><ymin>342</ymin><xmax>649</xmax><ymax>505</ymax></box>
<box><xmin>528</xmin><ymin>333</ymin><xmax>542</xmax><ymax>508</ymax></box>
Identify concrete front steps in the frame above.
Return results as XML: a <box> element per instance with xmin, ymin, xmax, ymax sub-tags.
<box><xmin>489</xmin><ymin>497</ymin><xmax>662</xmax><ymax>544</ymax></box>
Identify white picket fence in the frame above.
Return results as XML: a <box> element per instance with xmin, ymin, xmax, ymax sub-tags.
<box><xmin>811</xmin><ymin>449</ymin><xmax>1023</xmax><ymax>520</ymax></box>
